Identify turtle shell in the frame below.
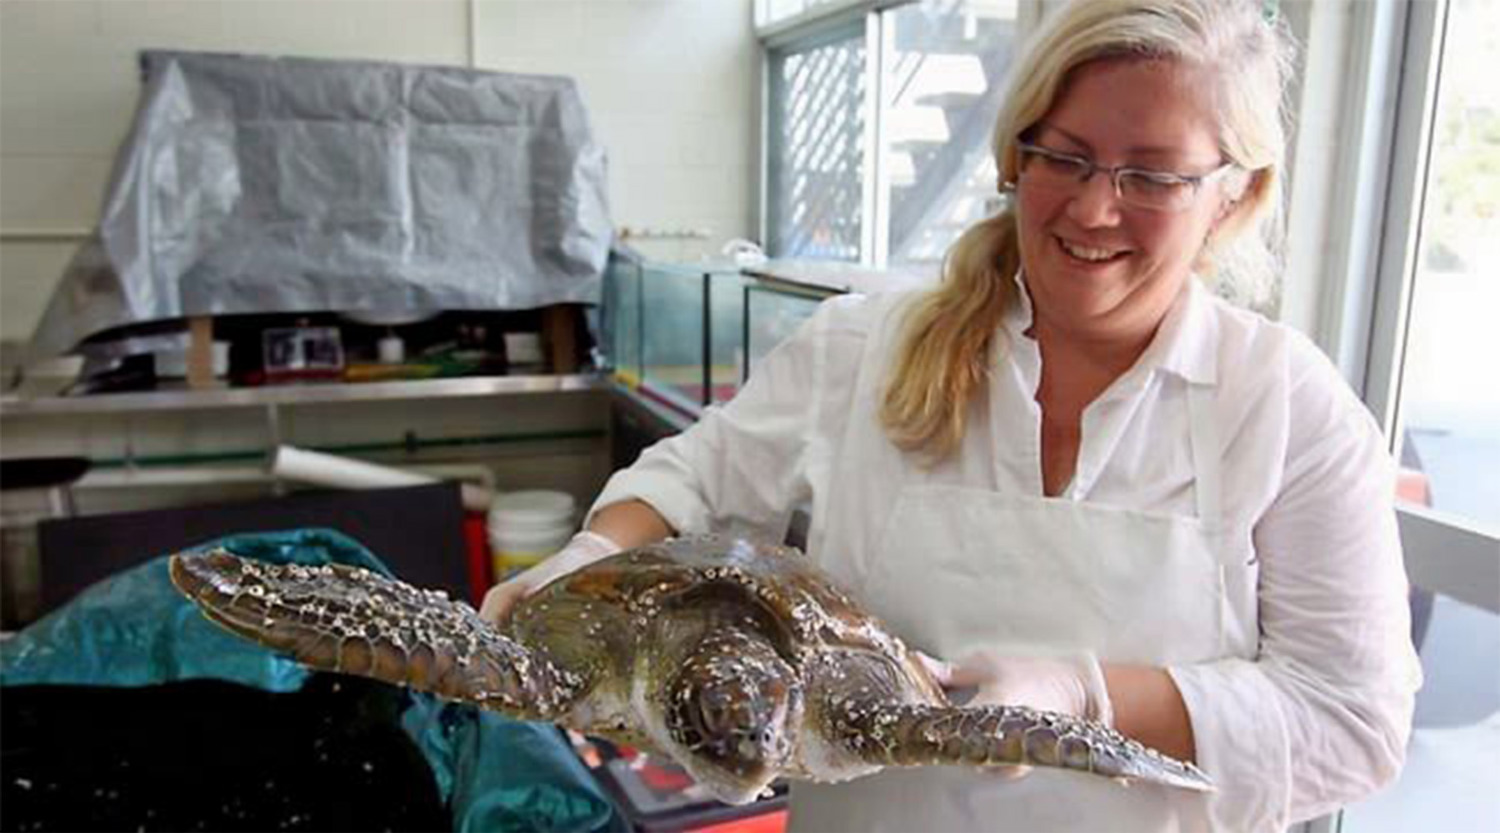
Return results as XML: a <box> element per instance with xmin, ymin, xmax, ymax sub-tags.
<box><xmin>522</xmin><ymin>535</ymin><xmax>931</xmax><ymax>670</ymax></box>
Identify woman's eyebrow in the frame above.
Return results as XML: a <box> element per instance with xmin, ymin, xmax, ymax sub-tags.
<box><xmin>1035</xmin><ymin>124</ymin><xmax>1092</xmax><ymax>152</ymax></box>
<box><xmin>1038</xmin><ymin>123</ymin><xmax>1195</xmax><ymax>164</ymax></box>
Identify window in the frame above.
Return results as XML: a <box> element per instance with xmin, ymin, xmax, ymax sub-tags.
<box><xmin>1338</xmin><ymin>1</ymin><xmax>1500</xmax><ymax>829</ymax></box>
<box><xmin>763</xmin><ymin>0</ymin><xmax>1020</xmax><ymax>267</ymax></box>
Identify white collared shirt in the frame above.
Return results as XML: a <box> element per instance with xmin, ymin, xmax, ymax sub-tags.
<box><xmin>592</xmin><ymin>275</ymin><xmax>1422</xmax><ymax>828</ymax></box>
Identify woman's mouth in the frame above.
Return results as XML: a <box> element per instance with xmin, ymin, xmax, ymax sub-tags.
<box><xmin>1056</xmin><ymin>236</ymin><xmax>1130</xmax><ymax>264</ymax></box>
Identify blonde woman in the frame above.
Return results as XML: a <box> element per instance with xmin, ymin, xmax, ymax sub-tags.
<box><xmin>484</xmin><ymin>0</ymin><xmax>1421</xmax><ymax>829</ymax></box>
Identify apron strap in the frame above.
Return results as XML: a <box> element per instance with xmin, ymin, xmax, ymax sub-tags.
<box><xmin>1185</xmin><ymin>381</ymin><xmax>1224</xmax><ymax>541</ymax></box>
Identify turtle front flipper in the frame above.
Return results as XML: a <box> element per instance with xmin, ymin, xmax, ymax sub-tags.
<box><xmin>169</xmin><ymin>548</ymin><xmax>587</xmax><ymax>719</ymax></box>
<box><xmin>830</xmin><ymin>699</ymin><xmax>1212</xmax><ymax>792</ymax></box>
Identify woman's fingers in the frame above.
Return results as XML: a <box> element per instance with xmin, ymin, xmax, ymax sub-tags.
<box><xmin>478</xmin><ymin>580</ymin><xmax>530</xmax><ymax>624</ymax></box>
<box><xmin>942</xmin><ymin>651</ymin><xmax>1012</xmax><ymax>690</ymax></box>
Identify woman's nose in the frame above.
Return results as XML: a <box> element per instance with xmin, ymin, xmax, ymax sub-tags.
<box><xmin>1065</xmin><ymin>171</ymin><xmax>1124</xmax><ymax>227</ymax></box>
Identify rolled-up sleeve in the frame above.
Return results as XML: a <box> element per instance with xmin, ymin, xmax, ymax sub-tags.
<box><xmin>1169</xmin><ymin>345</ymin><xmax>1423</xmax><ymax>831</ymax></box>
<box><xmin>589</xmin><ymin>296</ymin><xmax>855</xmax><ymax>541</ymax></box>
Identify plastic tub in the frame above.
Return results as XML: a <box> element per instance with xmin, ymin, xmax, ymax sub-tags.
<box><xmin>487</xmin><ymin>490</ymin><xmax>577</xmax><ymax>580</ymax></box>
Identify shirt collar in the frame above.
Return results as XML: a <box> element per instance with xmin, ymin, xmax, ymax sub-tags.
<box><xmin>999</xmin><ymin>270</ymin><xmax>1219</xmax><ymax>386</ymax></box>
<box><xmin>1150</xmin><ymin>277</ymin><xmax>1218</xmax><ymax>385</ymax></box>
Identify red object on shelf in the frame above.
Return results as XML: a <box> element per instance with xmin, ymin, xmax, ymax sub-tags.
<box><xmin>462</xmin><ymin>511</ymin><xmax>493</xmax><ymax>607</ymax></box>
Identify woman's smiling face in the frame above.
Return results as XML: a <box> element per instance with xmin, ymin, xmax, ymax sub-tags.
<box><xmin>1015</xmin><ymin>57</ymin><xmax>1240</xmax><ymax>346</ymax></box>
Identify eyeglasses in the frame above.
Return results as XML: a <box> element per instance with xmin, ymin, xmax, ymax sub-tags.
<box><xmin>1015</xmin><ymin>141</ymin><xmax>1240</xmax><ymax>212</ymax></box>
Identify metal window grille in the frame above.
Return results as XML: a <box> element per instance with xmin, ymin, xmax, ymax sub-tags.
<box><xmin>768</xmin><ymin>28</ymin><xmax>868</xmax><ymax>261</ymax></box>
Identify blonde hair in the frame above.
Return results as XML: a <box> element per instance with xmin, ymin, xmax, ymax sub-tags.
<box><xmin>881</xmin><ymin>0</ymin><xmax>1296</xmax><ymax>459</ymax></box>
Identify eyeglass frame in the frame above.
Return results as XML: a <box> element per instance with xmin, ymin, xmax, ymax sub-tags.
<box><xmin>1013</xmin><ymin>140</ymin><xmax>1242</xmax><ymax>212</ymax></box>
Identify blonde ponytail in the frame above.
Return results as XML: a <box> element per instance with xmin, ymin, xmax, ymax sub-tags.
<box><xmin>880</xmin><ymin>208</ymin><xmax>1021</xmax><ymax>459</ymax></box>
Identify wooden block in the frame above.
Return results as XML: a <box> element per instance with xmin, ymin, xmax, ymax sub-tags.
<box><xmin>541</xmin><ymin>304</ymin><xmax>579</xmax><ymax>374</ymax></box>
<box><xmin>186</xmin><ymin>316</ymin><xmax>216</xmax><ymax>389</ymax></box>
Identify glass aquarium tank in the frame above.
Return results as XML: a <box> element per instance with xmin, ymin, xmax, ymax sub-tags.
<box><xmin>627</xmin><ymin>263</ymin><xmax>749</xmax><ymax>414</ymax></box>
<box><xmin>640</xmin><ymin>263</ymin><xmax>706</xmax><ymax>414</ymax></box>
<box><xmin>601</xmin><ymin>249</ymin><xmax>644</xmax><ymax>387</ymax></box>
<box><xmin>743</xmin><ymin>280</ymin><xmax>828</xmax><ymax>383</ymax></box>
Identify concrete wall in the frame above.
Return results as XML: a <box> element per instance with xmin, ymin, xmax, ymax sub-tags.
<box><xmin>0</xmin><ymin>0</ymin><xmax>759</xmax><ymax>344</ymax></box>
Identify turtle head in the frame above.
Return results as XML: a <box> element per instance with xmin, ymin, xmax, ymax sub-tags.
<box><xmin>663</xmin><ymin>633</ymin><xmax>800</xmax><ymax>804</ymax></box>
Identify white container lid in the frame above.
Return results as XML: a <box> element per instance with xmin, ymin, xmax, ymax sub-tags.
<box><xmin>488</xmin><ymin>489</ymin><xmax>576</xmax><ymax>528</ymax></box>
<box><xmin>490</xmin><ymin>523</ymin><xmax>574</xmax><ymax>554</ymax></box>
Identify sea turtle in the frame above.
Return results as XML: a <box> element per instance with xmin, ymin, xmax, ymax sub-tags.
<box><xmin>169</xmin><ymin>535</ymin><xmax>1212</xmax><ymax>805</ymax></box>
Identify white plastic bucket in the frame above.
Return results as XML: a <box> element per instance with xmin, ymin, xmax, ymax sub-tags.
<box><xmin>487</xmin><ymin>489</ymin><xmax>577</xmax><ymax>579</ymax></box>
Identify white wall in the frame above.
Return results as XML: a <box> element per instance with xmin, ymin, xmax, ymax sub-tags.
<box><xmin>0</xmin><ymin>0</ymin><xmax>759</xmax><ymax>344</ymax></box>
<box><xmin>475</xmin><ymin>1</ymin><xmax>760</xmax><ymax>265</ymax></box>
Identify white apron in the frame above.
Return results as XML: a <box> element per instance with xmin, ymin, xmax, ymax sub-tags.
<box><xmin>790</xmin><ymin>383</ymin><xmax>1258</xmax><ymax>833</ymax></box>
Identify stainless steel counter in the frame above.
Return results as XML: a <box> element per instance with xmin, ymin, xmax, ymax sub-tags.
<box><xmin>0</xmin><ymin>373</ymin><xmax>607</xmax><ymax>416</ymax></box>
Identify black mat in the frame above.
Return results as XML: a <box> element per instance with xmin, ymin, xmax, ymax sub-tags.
<box><xmin>0</xmin><ymin>674</ymin><xmax>448</xmax><ymax>832</ymax></box>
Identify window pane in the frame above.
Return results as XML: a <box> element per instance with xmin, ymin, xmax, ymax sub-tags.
<box><xmin>1345</xmin><ymin>3</ymin><xmax>1500</xmax><ymax>831</ymax></box>
<box><xmin>882</xmin><ymin>0</ymin><xmax>1018</xmax><ymax>267</ymax></box>
<box><xmin>1393</xmin><ymin>0</ymin><xmax>1500</xmax><ymax>531</ymax></box>
<box><xmin>768</xmin><ymin>30</ymin><xmax>866</xmax><ymax>260</ymax></box>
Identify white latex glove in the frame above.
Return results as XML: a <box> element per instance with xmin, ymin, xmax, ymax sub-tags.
<box><xmin>478</xmin><ymin>530</ymin><xmax>621</xmax><ymax>624</ymax></box>
<box><xmin>934</xmin><ymin>650</ymin><xmax>1114</xmax><ymax>726</ymax></box>
<box><xmin>919</xmin><ymin>650</ymin><xmax>1114</xmax><ymax>780</ymax></box>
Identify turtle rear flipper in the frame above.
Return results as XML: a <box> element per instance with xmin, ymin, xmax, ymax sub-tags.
<box><xmin>833</xmin><ymin>700</ymin><xmax>1213</xmax><ymax>792</ymax></box>
<box><xmin>169</xmin><ymin>549</ymin><xmax>586</xmax><ymax>719</ymax></box>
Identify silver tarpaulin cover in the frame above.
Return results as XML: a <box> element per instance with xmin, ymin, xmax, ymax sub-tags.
<box><xmin>28</xmin><ymin>50</ymin><xmax>612</xmax><ymax>358</ymax></box>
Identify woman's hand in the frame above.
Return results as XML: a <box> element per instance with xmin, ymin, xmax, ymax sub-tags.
<box><xmin>919</xmin><ymin>650</ymin><xmax>1115</xmax><ymax>780</ymax></box>
<box><xmin>912</xmin><ymin>651</ymin><xmax>1116</xmax><ymax>780</ymax></box>
<box><xmin>478</xmin><ymin>530</ymin><xmax>621</xmax><ymax>624</ymax></box>
<box><xmin>935</xmin><ymin>651</ymin><xmax>1115</xmax><ymax>726</ymax></box>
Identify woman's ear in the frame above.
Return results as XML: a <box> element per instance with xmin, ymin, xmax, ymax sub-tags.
<box><xmin>1212</xmin><ymin>168</ymin><xmax>1259</xmax><ymax>229</ymax></box>
<box><xmin>1214</xmin><ymin>196</ymin><xmax>1241</xmax><ymax>226</ymax></box>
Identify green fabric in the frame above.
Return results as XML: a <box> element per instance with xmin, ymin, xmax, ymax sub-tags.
<box><xmin>404</xmin><ymin>702</ymin><xmax>625</xmax><ymax>833</ymax></box>
<box><xmin>0</xmin><ymin>528</ymin><xmax>375</xmax><ymax>690</ymax></box>
<box><xmin>0</xmin><ymin>528</ymin><xmax>625</xmax><ymax>832</ymax></box>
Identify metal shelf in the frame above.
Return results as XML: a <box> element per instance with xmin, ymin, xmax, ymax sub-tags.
<box><xmin>0</xmin><ymin>373</ymin><xmax>607</xmax><ymax>416</ymax></box>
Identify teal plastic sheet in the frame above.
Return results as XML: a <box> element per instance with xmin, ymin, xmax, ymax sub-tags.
<box><xmin>0</xmin><ymin>528</ymin><xmax>625</xmax><ymax>832</ymax></box>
